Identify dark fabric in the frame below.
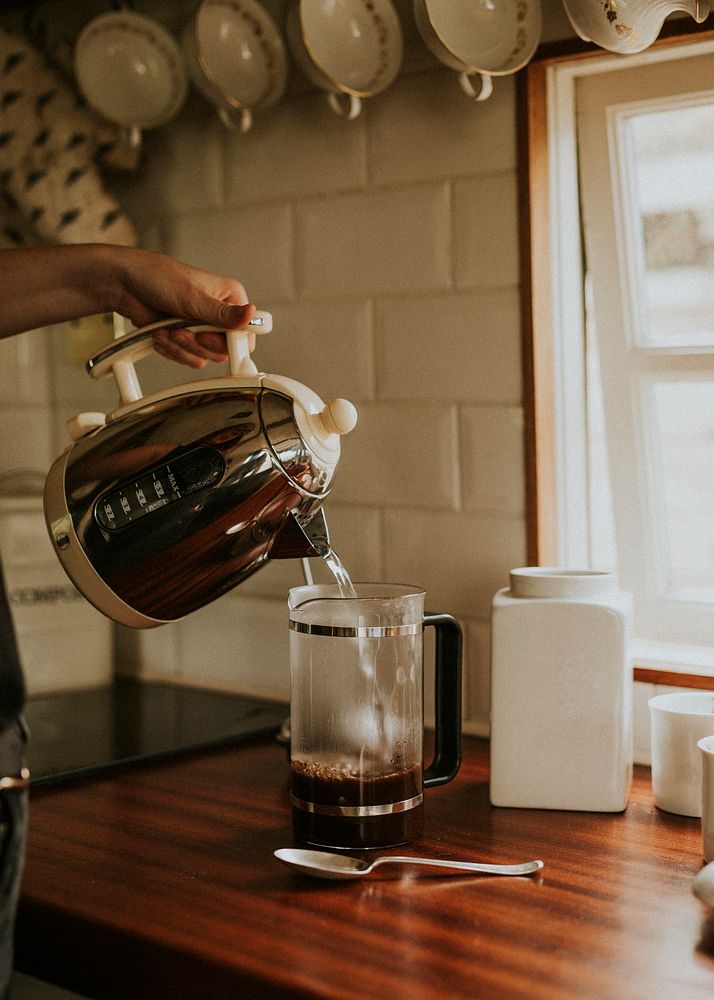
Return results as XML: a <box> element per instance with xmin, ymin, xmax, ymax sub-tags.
<box><xmin>0</xmin><ymin>723</ymin><xmax>28</xmax><ymax>999</ymax></box>
<box><xmin>0</xmin><ymin>558</ymin><xmax>24</xmax><ymax>738</ymax></box>
<box><xmin>0</xmin><ymin>554</ymin><xmax>26</xmax><ymax>996</ymax></box>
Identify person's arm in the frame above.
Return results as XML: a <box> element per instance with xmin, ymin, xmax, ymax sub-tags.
<box><xmin>0</xmin><ymin>244</ymin><xmax>255</xmax><ymax>368</ymax></box>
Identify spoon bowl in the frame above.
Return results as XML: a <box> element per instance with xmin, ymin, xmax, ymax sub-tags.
<box><xmin>275</xmin><ymin>848</ymin><xmax>544</xmax><ymax>881</ymax></box>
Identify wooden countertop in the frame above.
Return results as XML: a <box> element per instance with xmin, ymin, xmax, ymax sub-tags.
<box><xmin>15</xmin><ymin>736</ymin><xmax>714</xmax><ymax>999</ymax></box>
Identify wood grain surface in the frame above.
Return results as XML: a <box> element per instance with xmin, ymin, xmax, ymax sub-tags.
<box><xmin>15</xmin><ymin>736</ymin><xmax>714</xmax><ymax>999</ymax></box>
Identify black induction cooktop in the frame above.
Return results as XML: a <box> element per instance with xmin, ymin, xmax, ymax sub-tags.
<box><xmin>23</xmin><ymin>678</ymin><xmax>287</xmax><ymax>786</ymax></box>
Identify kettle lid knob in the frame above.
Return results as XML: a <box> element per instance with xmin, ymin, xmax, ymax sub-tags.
<box><xmin>319</xmin><ymin>398</ymin><xmax>358</xmax><ymax>437</ymax></box>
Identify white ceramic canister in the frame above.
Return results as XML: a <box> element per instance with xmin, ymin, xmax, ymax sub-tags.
<box><xmin>489</xmin><ymin>568</ymin><xmax>633</xmax><ymax>811</ymax></box>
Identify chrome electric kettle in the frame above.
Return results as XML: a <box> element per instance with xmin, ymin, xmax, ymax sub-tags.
<box><xmin>43</xmin><ymin>312</ymin><xmax>357</xmax><ymax>628</ymax></box>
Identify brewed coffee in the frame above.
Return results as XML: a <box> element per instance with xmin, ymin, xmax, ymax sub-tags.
<box><xmin>291</xmin><ymin>758</ymin><xmax>424</xmax><ymax>849</ymax></box>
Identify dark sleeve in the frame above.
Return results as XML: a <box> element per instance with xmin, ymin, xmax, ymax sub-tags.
<box><xmin>0</xmin><ymin>556</ymin><xmax>25</xmax><ymax>735</ymax></box>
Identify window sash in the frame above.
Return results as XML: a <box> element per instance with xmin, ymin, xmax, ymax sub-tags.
<box><xmin>521</xmin><ymin>30</ymin><xmax>714</xmax><ymax>680</ymax></box>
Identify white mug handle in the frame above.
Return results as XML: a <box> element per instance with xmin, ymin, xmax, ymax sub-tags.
<box><xmin>327</xmin><ymin>92</ymin><xmax>361</xmax><ymax>121</ymax></box>
<box><xmin>218</xmin><ymin>105</ymin><xmax>252</xmax><ymax>133</ymax></box>
<box><xmin>459</xmin><ymin>71</ymin><xmax>493</xmax><ymax>102</ymax></box>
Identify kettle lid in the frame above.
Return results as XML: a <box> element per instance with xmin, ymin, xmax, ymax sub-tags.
<box><xmin>263</xmin><ymin>374</ymin><xmax>357</xmax><ymax>468</ymax></box>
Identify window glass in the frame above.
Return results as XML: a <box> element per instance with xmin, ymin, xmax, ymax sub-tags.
<box><xmin>551</xmin><ymin>43</ymin><xmax>714</xmax><ymax>667</ymax></box>
<box><xmin>629</xmin><ymin>103</ymin><xmax>714</xmax><ymax>349</ymax></box>
<box><xmin>650</xmin><ymin>379</ymin><xmax>714</xmax><ymax>601</ymax></box>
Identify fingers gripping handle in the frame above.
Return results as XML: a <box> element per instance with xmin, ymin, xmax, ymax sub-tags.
<box><xmin>226</xmin><ymin>320</ymin><xmax>264</xmax><ymax>377</ymax></box>
<box><xmin>86</xmin><ymin>311</ymin><xmax>272</xmax><ymax>406</ymax></box>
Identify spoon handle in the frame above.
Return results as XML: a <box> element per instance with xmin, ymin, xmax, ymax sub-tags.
<box><xmin>372</xmin><ymin>856</ymin><xmax>544</xmax><ymax>876</ymax></box>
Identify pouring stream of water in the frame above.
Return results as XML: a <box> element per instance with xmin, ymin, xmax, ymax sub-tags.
<box><xmin>321</xmin><ymin>547</ymin><xmax>357</xmax><ymax>598</ymax></box>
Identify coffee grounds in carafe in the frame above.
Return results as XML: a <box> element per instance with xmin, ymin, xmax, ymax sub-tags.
<box><xmin>291</xmin><ymin>760</ymin><xmax>424</xmax><ymax>849</ymax></box>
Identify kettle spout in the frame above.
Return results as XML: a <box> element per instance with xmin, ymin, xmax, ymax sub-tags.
<box><xmin>269</xmin><ymin>508</ymin><xmax>330</xmax><ymax>560</ymax></box>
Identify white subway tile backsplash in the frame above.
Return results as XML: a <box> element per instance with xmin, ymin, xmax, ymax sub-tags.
<box><xmin>177</xmin><ymin>594</ymin><xmax>290</xmax><ymax>700</ymax></box>
<box><xmin>111</xmin><ymin>98</ymin><xmax>224</xmax><ymax>219</ymax></box>
<box><xmin>369</xmin><ymin>70</ymin><xmax>517</xmax><ymax>187</ymax></box>
<box><xmin>453</xmin><ymin>172</ymin><xmax>520</xmax><ymax>289</ymax></box>
<box><xmin>330</xmin><ymin>402</ymin><xmax>460</xmax><ymax>509</ymax></box>
<box><xmin>0</xmin><ymin>327</ymin><xmax>51</xmax><ymax>406</ymax></box>
<box><xmin>236</xmin><ymin>558</ymin><xmax>306</xmax><ymax>601</ymax></box>
<box><xmin>460</xmin><ymin>406</ymin><xmax>525</xmax><ymax>515</ymax></box>
<box><xmin>261</xmin><ymin>300</ymin><xmax>374</xmax><ymax>402</ymax></box>
<box><xmin>20</xmin><ymin>626</ymin><xmax>113</xmax><ymax>695</ymax></box>
<box><xmin>311</xmin><ymin>504</ymin><xmax>383</xmax><ymax>582</ymax></box>
<box><xmin>0</xmin><ymin>406</ymin><xmax>54</xmax><ymax>476</ymax></box>
<box><xmin>375</xmin><ymin>290</ymin><xmax>522</xmax><ymax>403</ymax></box>
<box><xmin>48</xmin><ymin>329</ymin><xmax>120</xmax><ymax>411</ymax></box>
<box><xmin>383</xmin><ymin>509</ymin><xmax>526</xmax><ymax>620</ymax></box>
<box><xmin>225</xmin><ymin>92</ymin><xmax>367</xmax><ymax>206</ymax></box>
<box><xmin>115</xmin><ymin>623</ymin><xmax>182</xmax><ymax>683</ymax></box>
<box><xmin>298</xmin><ymin>184</ymin><xmax>451</xmax><ymax>298</ymax></box>
<box><xmin>166</xmin><ymin>202</ymin><xmax>294</xmax><ymax>302</ymax></box>
<box><xmin>465</xmin><ymin>619</ymin><xmax>491</xmax><ymax>733</ymax></box>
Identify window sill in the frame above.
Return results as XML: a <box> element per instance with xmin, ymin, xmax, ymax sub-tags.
<box><xmin>634</xmin><ymin>640</ymin><xmax>714</xmax><ymax>688</ymax></box>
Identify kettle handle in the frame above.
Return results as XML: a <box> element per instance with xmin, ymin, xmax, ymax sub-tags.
<box><xmin>86</xmin><ymin>311</ymin><xmax>272</xmax><ymax>406</ymax></box>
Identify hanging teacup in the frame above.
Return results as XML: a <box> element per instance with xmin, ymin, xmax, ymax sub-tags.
<box><xmin>413</xmin><ymin>0</ymin><xmax>542</xmax><ymax>103</ymax></box>
<box><xmin>74</xmin><ymin>11</ymin><xmax>188</xmax><ymax>150</ymax></box>
<box><xmin>287</xmin><ymin>0</ymin><xmax>404</xmax><ymax>121</ymax></box>
<box><xmin>182</xmin><ymin>0</ymin><xmax>288</xmax><ymax>134</ymax></box>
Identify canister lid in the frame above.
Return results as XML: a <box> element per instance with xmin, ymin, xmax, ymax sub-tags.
<box><xmin>509</xmin><ymin>567</ymin><xmax>618</xmax><ymax>599</ymax></box>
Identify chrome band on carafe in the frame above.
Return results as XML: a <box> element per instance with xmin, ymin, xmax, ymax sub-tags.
<box><xmin>290</xmin><ymin>792</ymin><xmax>424</xmax><ymax>817</ymax></box>
<box><xmin>289</xmin><ymin>621</ymin><xmax>421</xmax><ymax>638</ymax></box>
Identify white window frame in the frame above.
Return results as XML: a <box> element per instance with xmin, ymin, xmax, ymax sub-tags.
<box><xmin>522</xmin><ymin>29</ymin><xmax>714</xmax><ymax>684</ymax></box>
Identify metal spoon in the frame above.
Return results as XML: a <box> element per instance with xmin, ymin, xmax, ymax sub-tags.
<box><xmin>275</xmin><ymin>848</ymin><xmax>544</xmax><ymax>881</ymax></box>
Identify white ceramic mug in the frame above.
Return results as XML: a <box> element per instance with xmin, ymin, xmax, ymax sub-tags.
<box><xmin>182</xmin><ymin>0</ymin><xmax>288</xmax><ymax>134</ymax></box>
<box><xmin>699</xmin><ymin>735</ymin><xmax>714</xmax><ymax>862</ymax></box>
<box><xmin>286</xmin><ymin>0</ymin><xmax>403</xmax><ymax>121</ymax></box>
<box><xmin>649</xmin><ymin>692</ymin><xmax>714</xmax><ymax>817</ymax></box>
<box><xmin>413</xmin><ymin>0</ymin><xmax>541</xmax><ymax>103</ymax></box>
<box><xmin>74</xmin><ymin>11</ymin><xmax>188</xmax><ymax>150</ymax></box>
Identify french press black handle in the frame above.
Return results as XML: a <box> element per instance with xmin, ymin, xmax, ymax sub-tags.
<box><xmin>423</xmin><ymin>613</ymin><xmax>462</xmax><ymax>788</ymax></box>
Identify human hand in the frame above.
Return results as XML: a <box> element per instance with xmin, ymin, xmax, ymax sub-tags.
<box><xmin>151</xmin><ymin>308</ymin><xmax>256</xmax><ymax>369</ymax></box>
<box><xmin>0</xmin><ymin>244</ymin><xmax>258</xmax><ymax>363</ymax></box>
<box><xmin>113</xmin><ymin>248</ymin><xmax>256</xmax><ymax>369</ymax></box>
